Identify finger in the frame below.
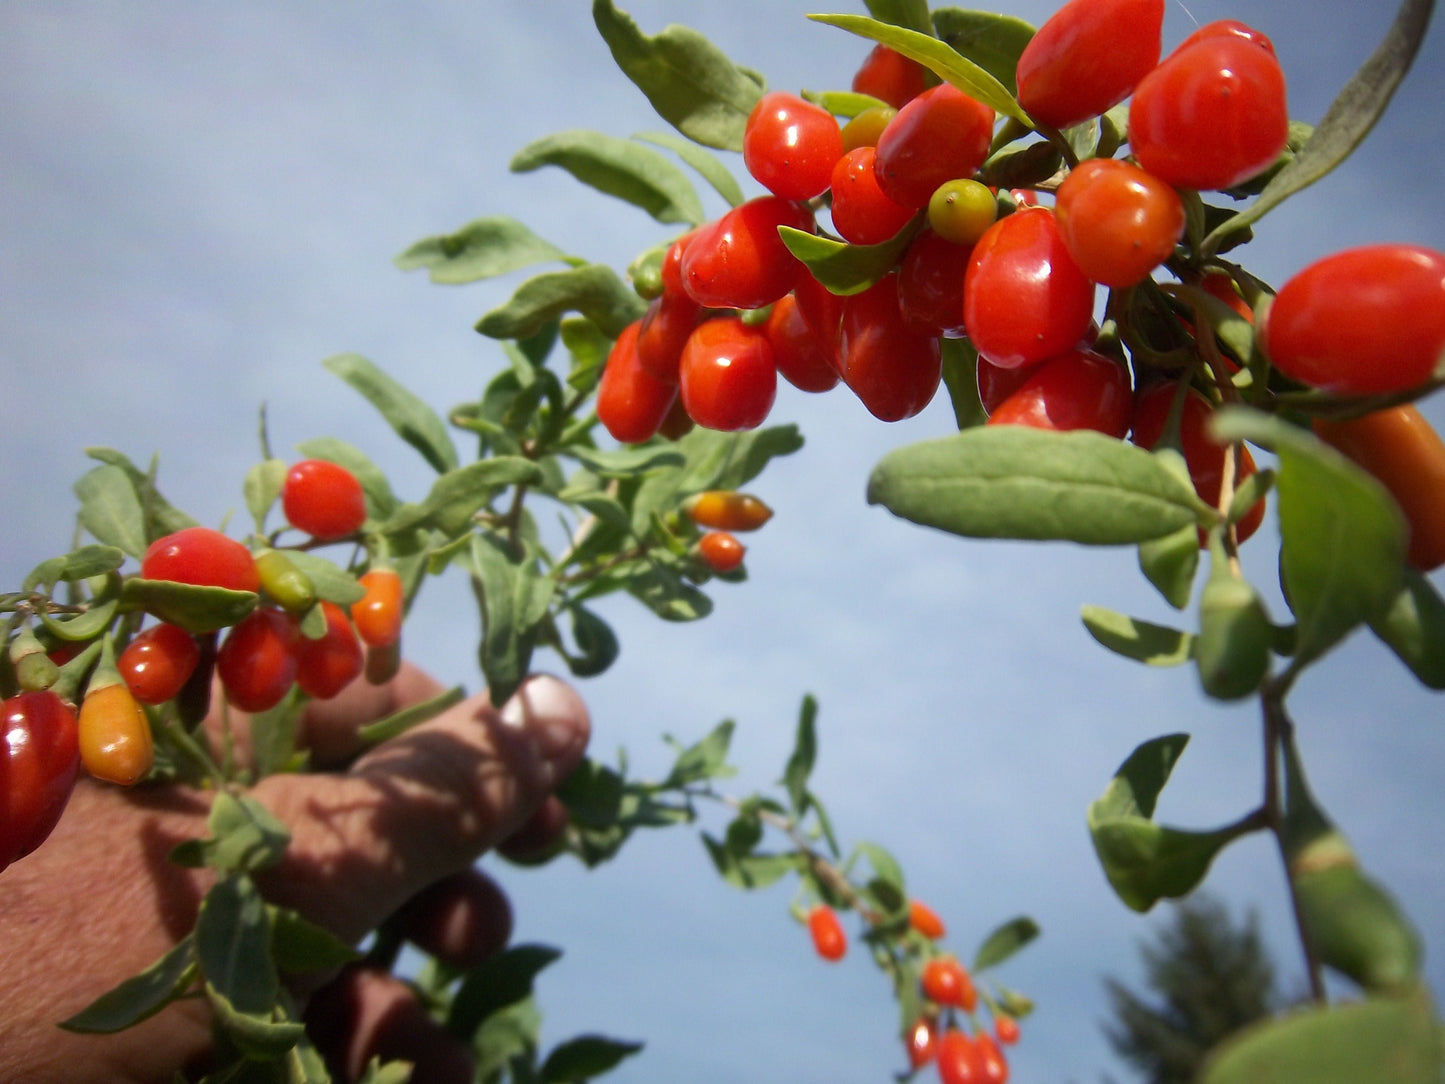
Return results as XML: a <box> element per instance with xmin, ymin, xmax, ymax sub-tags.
<box><xmin>497</xmin><ymin>793</ymin><xmax>570</xmax><ymax>864</ymax></box>
<box><xmin>305</xmin><ymin>965</ymin><xmax>473</xmax><ymax>1084</ymax></box>
<box><xmin>396</xmin><ymin>868</ymin><xmax>512</xmax><ymax>970</ymax></box>
<box><xmin>251</xmin><ymin>673</ymin><xmax>589</xmax><ymax>944</ymax></box>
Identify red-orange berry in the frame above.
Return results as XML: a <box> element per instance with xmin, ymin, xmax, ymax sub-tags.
<box><xmin>807</xmin><ymin>904</ymin><xmax>847</xmax><ymax>961</ymax></box>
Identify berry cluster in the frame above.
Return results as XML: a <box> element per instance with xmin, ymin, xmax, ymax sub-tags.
<box><xmin>595</xmin><ymin>0</ymin><xmax>1445</xmax><ymax>573</ymax></box>
<box><xmin>805</xmin><ymin>897</ymin><xmax>1024</xmax><ymax>1082</ymax></box>
<box><xmin>1</xmin><ymin>458</ymin><xmax>401</xmax><ymax>873</ymax></box>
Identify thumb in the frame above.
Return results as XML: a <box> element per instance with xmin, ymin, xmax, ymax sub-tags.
<box><xmin>251</xmin><ymin>673</ymin><xmax>589</xmax><ymax>945</ymax></box>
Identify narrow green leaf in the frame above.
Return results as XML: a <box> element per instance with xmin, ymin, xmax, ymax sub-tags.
<box><xmin>1081</xmin><ymin>605</ymin><xmax>1194</xmax><ymax>667</ymax></box>
<box><xmin>808</xmin><ymin>14</ymin><xmax>1029</xmax><ymax>124</ymax></box>
<box><xmin>593</xmin><ymin>0</ymin><xmax>765</xmax><ymax>151</ymax></box>
<box><xmin>476</xmin><ymin>264</ymin><xmax>646</xmax><ymax>341</ymax></box>
<box><xmin>1212</xmin><ymin>408</ymin><xmax>1406</xmax><ymax>669</ymax></box>
<box><xmin>59</xmin><ymin>936</ymin><xmax>198</xmax><ymax>1034</ymax></box>
<box><xmin>540</xmin><ymin>1034</ymin><xmax>645</xmax><ymax>1083</ymax></box>
<box><xmin>243</xmin><ymin>458</ymin><xmax>287</xmax><ymax>533</ymax></box>
<box><xmin>83</xmin><ymin>447</ymin><xmax>196</xmax><ymax>542</ymax></box>
<box><xmin>971</xmin><ymin>916</ymin><xmax>1041</xmax><ymax>973</ymax></box>
<box><xmin>196</xmin><ymin>876</ymin><xmax>278</xmax><ymax>1016</ymax></box>
<box><xmin>940</xmin><ymin>336</ymin><xmax>986</xmax><ymax>430</ymax></box>
<box><xmin>569</xmin><ymin>445</ymin><xmax>685</xmax><ymax>477</ymax></box>
<box><xmin>868</xmin><ymin>428</ymin><xmax>1200</xmax><ymax>546</ymax></box>
<box><xmin>169</xmin><ymin>794</ymin><xmax>290</xmax><ymax>874</ymax></box>
<box><xmin>857</xmin><ymin>841</ymin><xmax>907</xmax><ymax>915</ymax></box>
<box><xmin>783</xmin><ymin>694</ymin><xmax>819</xmax><ymax>815</ymax></box>
<box><xmin>73</xmin><ymin>464</ymin><xmax>147</xmax><ymax>558</ymax></box>
<box><xmin>704</xmin><ymin>835</ymin><xmax>798</xmax><ymax>889</ymax></box>
<box><xmin>564</xmin><ymin>604</ymin><xmax>620</xmax><ymax>678</ymax></box>
<box><xmin>357</xmin><ymin>685</ymin><xmax>465</xmax><ymax>746</ymax></box>
<box><xmin>633</xmin><ymin>129</ymin><xmax>745</xmax><ymax>207</ymax></box>
<box><xmin>120</xmin><ymin>579</ymin><xmax>257</xmax><ymax>635</ymax></box>
<box><xmin>800</xmin><ymin>88</ymin><xmax>892</xmax><ymax>118</ymax></box>
<box><xmin>447</xmin><ymin>944</ymin><xmax>561</xmax><ymax>1041</ymax></box>
<box><xmin>1202</xmin><ymin>0</ymin><xmax>1435</xmax><ymax>255</ymax></box>
<box><xmin>471</xmin><ymin>532</ymin><xmax>552</xmax><ymax>705</ymax></box>
<box><xmin>623</xmin><ymin>563</ymin><xmax>713</xmax><ymax>622</ymax></box>
<box><xmin>512</xmin><ymin>129</ymin><xmax>705</xmax><ymax>226</ymax></box>
<box><xmin>667</xmin><ymin>719</ymin><xmax>735</xmax><ymax>785</ymax></box>
<box><xmin>383</xmin><ymin>457</ymin><xmax>543</xmax><ymax>536</ymax></box>
<box><xmin>1138</xmin><ymin>522</ymin><xmax>1202</xmax><ymax>611</ymax></box>
<box><xmin>1199</xmin><ymin>988</ymin><xmax>1442</xmax><ymax>1084</ymax></box>
<box><xmin>1088</xmin><ymin>735</ymin><xmax>1258</xmax><ymax>911</ymax></box>
<box><xmin>269</xmin><ymin>906</ymin><xmax>360</xmax><ymax>974</ymax></box>
<box><xmin>865</xmin><ymin>0</ymin><xmax>933</xmax><ymax>34</ymax></box>
<box><xmin>1370</xmin><ymin>567</ymin><xmax>1445</xmax><ymax>689</ymax></box>
<box><xmin>394</xmin><ymin>216</ymin><xmax>570</xmax><ymax>284</ymax></box>
<box><xmin>205</xmin><ymin>983</ymin><xmax>305</xmax><ymax>1061</ymax></box>
<box><xmin>24</xmin><ymin>545</ymin><xmax>125</xmax><ymax>592</ymax></box>
<box><xmin>778</xmin><ymin>221</ymin><xmax>921</xmax><ymax>295</ymax></box>
<box><xmin>931</xmin><ymin>8</ymin><xmax>1036</xmax><ymax>95</ymax></box>
<box><xmin>323</xmin><ymin>354</ymin><xmax>458</xmax><ymax>474</ymax></box>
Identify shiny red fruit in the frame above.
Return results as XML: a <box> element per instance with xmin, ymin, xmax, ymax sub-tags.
<box><xmin>936</xmin><ymin>1029</ymin><xmax>984</xmax><ymax>1084</ymax></box>
<box><xmin>282</xmin><ymin>459</ymin><xmax>367</xmax><ymax>541</ymax></box>
<box><xmin>1</xmin><ymin>690</ymin><xmax>81</xmax><ymax>873</ymax></box>
<box><xmin>1260</xmin><ymin>244</ymin><xmax>1445</xmax><ymax>396</ymax></box>
<box><xmin>1016</xmin><ymin>0</ymin><xmax>1163</xmax><ymax>129</ymax></box>
<box><xmin>217</xmin><ymin>607</ymin><xmax>299</xmax><ymax>714</ymax></box>
<box><xmin>697</xmin><ymin>530</ymin><xmax>746</xmax><ymax>574</ymax></box>
<box><xmin>921</xmin><ymin>956</ymin><xmax>978</xmax><ymax>1012</ymax></box>
<box><xmin>1055</xmin><ymin>157</ymin><xmax>1184</xmax><ymax>288</ymax></box>
<box><xmin>743</xmin><ymin>91</ymin><xmax>844</xmax><ymax>200</ymax></box>
<box><xmin>295</xmin><ymin>602</ymin><xmax>364</xmax><ymax>700</ymax></box>
<box><xmin>829</xmin><ymin>145</ymin><xmax>917</xmax><ymax>246</ymax></box>
<box><xmin>118</xmin><ymin>622</ymin><xmax>201</xmax><ymax>705</ymax></box>
<box><xmin>636</xmin><ymin>292</ymin><xmax>700</xmax><ymax>384</ymax></box>
<box><xmin>1129</xmin><ymin>30</ymin><xmax>1288</xmax><ymax>191</ymax></box>
<box><xmin>965</xmin><ymin>208</ymin><xmax>1096</xmax><ymax>369</ymax></box>
<box><xmin>874</xmin><ymin>84</ymin><xmax>995</xmax><ymax>209</ymax></box>
<box><xmin>840</xmin><ymin>273</ymin><xmax>942</xmax><ymax>422</ymax></box>
<box><xmin>852</xmin><ymin>43</ymin><xmax>929</xmax><ymax>108</ymax></box>
<box><xmin>986</xmin><ymin>348</ymin><xmax>1132</xmax><ymax>437</ymax></box>
<box><xmin>596</xmin><ymin>318</ymin><xmax>678</xmax><ymax>444</ymax></box>
<box><xmin>141</xmin><ymin>526</ymin><xmax>260</xmax><ymax>594</ymax></box>
<box><xmin>807</xmin><ymin>904</ymin><xmax>847</xmax><ymax>961</ymax></box>
<box><xmin>680</xmin><ymin>198</ymin><xmax>814</xmax><ymax>310</ymax></box>
<box><xmin>765</xmin><ymin>292</ymin><xmax>840</xmax><ymax>393</ymax></box>
<box><xmin>678</xmin><ymin>317</ymin><xmax>777</xmax><ymax>431</ymax></box>
<box><xmin>897</xmin><ymin>228</ymin><xmax>971</xmax><ymax>338</ymax></box>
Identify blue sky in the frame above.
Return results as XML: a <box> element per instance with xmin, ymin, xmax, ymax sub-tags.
<box><xmin>2</xmin><ymin>2</ymin><xmax>1442</xmax><ymax>1080</ymax></box>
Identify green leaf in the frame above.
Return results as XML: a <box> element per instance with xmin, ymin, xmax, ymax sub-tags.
<box><xmin>1081</xmin><ymin>605</ymin><xmax>1194</xmax><ymax>667</ymax></box>
<box><xmin>623</xmin><ymin>562</ymin><xmax>713</xmax><ymax>622</ymax></box>
<box><xmin>269</xmin><ymin>906</ymin><xmax>360</xmax><ymax>974</ymax></box>
<box><xmin>243</xmin><ymin>458</ymin><xmax>287</xmax><ymax>533</ymax></box>
<box><xmin>1370</xmin><ymin>567</ymin><xmax>1445</xmax><ymax>689</ymax></box>
<box><xmin>383</xmin><ymin>457</ymin><xmax>543</xmax><ymax>536</ymax></box>
<box><xmin>73</xmin><ymin>464</ymin><xmax>148</xmax><ymax>558</ymax></box>
<box><xmin>782</xmin><ymin>694</ymin><xmax>819</xmax><ymax>815</ymax></box>
<box><xmin>1212</xmin><ymin>409</ymin><xmax>1406</xmax><ymax>669</ymax></box>
<box><xmin>971</xmin><ymin>916</ymin><xmax>1041</xmax><ymax>973</ymax></box>
<box><xmin>394</xmin><ymin>215</ymin><xmax>570</xmax><ymax>284</ymax></box>
<box><xmin>1202</xmin><ymin>0</ymin><xmax>1436</xmax><ymax>256</ymax></box>
<box><xmin>703</xmin><ymin>835</ymin><xmax>798</xmax><ymax>890</ymax></box>
<box><xmin>592</xmin><ymin>0</ymin><xmax>765</xmax><ymax>151</ymax></box>
<box><xmin>563</xmin><ymin>604</ymin><xmax>620</xmax><ymax>678</ymax></box>
<box><xmin>471</xmin><ymin>532</ymin><xmax>554</xmax><ymax>704</ymax></box>
<box><xmin>856</xmin><ymin>841</ymin><xmax>907</xmax><ymax>916</ymax></box>
<box><xmin>355</xmin><ymin>1058</ymin><xmax>415</xmax><ymax>1084</ymax></box>
<box><xmin>800</xmin><ymin>88</ymin><xmax>891</xmax><ymax>117</ymax></box>
<box><xmin>120</xmin><ymin>579</ymin><xmax>257</xmax><ymax>635</ymax></box>
<box><xmin>632</xmin><ymin>129</ymin><xmax>745</xmax><ymax>206</ymax></box>
<box><xmin>511</xmin><ymin>130</ymin><xmax>704</xmax><ymax>226</ymax></box>
<box><xmin>357</xmin><ymin>685</ymin><xmax>465</xmax><ymax>746</ymax></box>
<box><xmin>1088</xmin><ymin>735</ymin><xmax>1257</xmax><ymax>912</ymax></box>
<box><xmin>867</xmin><ymin>428</ymin><xmax>1201</xmax><ymax>546</ymax></box>
<box><xmin>196</xmin><ymin>876</ymin><xmax>279</xmax><ymax>1018</ymax></box>
<box><xmin>808</xmin><ymin>14</ymin><xmax>1029</xmax><ymax>124</ymax></box>
<box><xmin>1199</xmin><ymin>988</ymin><xmax>1442</xmax><ymax>1084</ymax></box>
<box><xmin>940</xmin><ymin>337</ymin><xmax>987</xmax><ymax>431</ymax></box>
<box><xmin>205</xmin><ymin>984</ymin><xmax>305</xmax><ymax>1062</ymax></box>
<box><xmin>23</xmin><ymin>545</ymin><xmax>125</xmax><ymax>592</ymax></box>
<box><xmin>1138</xmin><ymin>522</ymin><xmax>1202</xmax><ymax>611</ymax></box>
<box><xmin>931</xmin><ymin>8</ymin><xmax>1036</xmax><ymax>96</ymax></box>
<box><xmin>666</xmin><ymin>719</ymin><xmax>735</xmax><ymax>786</ymax></box>
<box><xmin>778</xmin><ymin>221</ymin><xmax>921</xmax><ymax>296</ymax></box>
<box><xmin>447</xmin><ymin>944</ymin><xmax>561</xmax><ymax>1040</ymax></box>
<box><xmin>540</xmin><ymin>1035</ymin><xmax>644</xmax><ymax>1083</ymax></box>
<box><xmin>294</xmin><ymin>437</ymin><xmax>398</xmax><ymax>519</ymax></box>
<box><xmin>170</xmin><ymin>793</ymin><xmax>292</xmax><ymax>874</ymax></box>
<box><xmin>569</xmin><ymin>445</ymin><xmax>685</xmax><ymax>477</ymax></box>
<box><xmin>59</xmin><ymin>936</ymin><xmax>198</xmax><ymax>1034</ymax></box>
<box><xmin>864</xmin><ymin>0</ymin><xmax>932</xmax><ymax>34</ymax></box>
<box><xmin>323</xmin><ymin>354</ymin><xmax>458</xmax><ymax>474</ymax></box>
<box><xmin>476</xmin><ymin>264</ymin><xmax>646</xmax><ymax>341</ymax></box>
<box><xmin>83</xmin><ymin>447</ymin><xmax>197</xmax><ymax>542</ymax></box>
<box><xmin>671</xmin><ymin>423</ymin><xmax>805</xmax><ymax>495</ymax></box>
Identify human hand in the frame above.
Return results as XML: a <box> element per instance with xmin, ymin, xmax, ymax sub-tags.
<box><xmin>0</xmin><ymin>665</ymin><xmax>590</xmax><ymax>1083</ymax></box>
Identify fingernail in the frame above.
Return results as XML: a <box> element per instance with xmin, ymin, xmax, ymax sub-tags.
<box><xmin>498</xmin><ymin>674</ymin><xmax>590</xmax><ymax>767</ymax></box>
